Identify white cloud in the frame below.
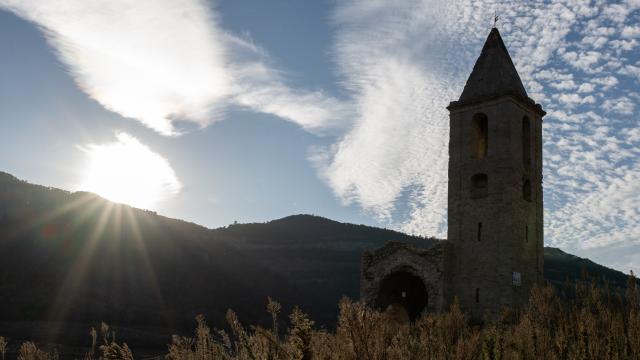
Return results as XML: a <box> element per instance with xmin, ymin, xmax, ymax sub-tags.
<box><xmin>610</xmin><ymin>38</ymin><xmax>638</xmax><ymax>51</ymax></box>
<box><xmin>603</xmin><ymin>97</ymin><xmax>636</xmax><ymax>115</ymax></box>
<box><xmin>558</xmin><ymin>94</ymin><xmax>579</xmax><ymax>105</ymax></box>
<box><xmin>546</xmin><ymin>166</ymin><xmax>640</xmax><ymax>251</ymax></box>
<box><xmin>581</xmin><ymin>36</ymin><xmax>609</xmax><ymax>49</ymax></box>
<box><xmin>0</xmin><ymin>0</ymin><xmax>347</xmax><ymax>135</ymax></box>
<box><xmin>620</xmin><ymin>64</ymin><xmax>640</xmax><ymax>80</ymax></box>
<box><xmin>563</xmin><ymin>51</ymin><xmax>602</xmax><ymax>72</ymax></box>
<box><xmin>621</xmin><ymin>25</ymin><xmax>640</xmax><ymax>38</ymax></box>
<box><xmin>556</xmin><ymin>93</ymin><xmax>595</xmax><ymax>107</ymax></box>
<box><xmin>550</xmin><ymin>79</ymin><xmax>577</xmax><ymax>90</ymax></box>
<box><xmin>231</xmin><ymin>62</ymin><xmax>353</xmax><ymax>133</ymax></box>
<box><xmin>577</xmin><ymin>83</ymin><xmax>595</xmax><ymax>93</ymax></box>
<box><xmin>592</xmin><ymin>76</ymin><xmax>619</xmax><ymax>89</ymax></box>
<box><xmin>316</xmin><ymin>0</ymin><xmax>478</xmax><ymax>236</ymax></box>
<box><xmin>318</xmin><ymin>59</ymin><xmax>450</xmax><ymax>231</ymax></box>
<box><xmin>0</xmin><ymin>0</ymin><xmax>230</xmax><ymax>135</ymax></box>
<box><xmin>602</xmin><ymin>1</ymin><xmax>640</xmax><ymax>23</ymax></box>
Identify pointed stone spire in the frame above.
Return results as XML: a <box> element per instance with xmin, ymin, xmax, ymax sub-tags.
<box><xmin>449</xmin><ymin>28</ymin><xmax>543</xmax><ymax>115</ymax></box>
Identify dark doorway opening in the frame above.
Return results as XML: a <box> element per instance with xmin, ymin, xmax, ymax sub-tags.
<box><xmin>376</xmin><ymin>271</ymin><xmax>428</xmax><ymax>321</ymax></box>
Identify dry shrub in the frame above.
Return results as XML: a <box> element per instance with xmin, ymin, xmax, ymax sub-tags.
<box><xmin>17</xmin><ymin>342</ymin><xmax>56</xmax><ymax>360</ymax></box>
<box><xmin>335</xmin><ymin>297</ymin><xmax>398</xmax><ymax>359</ymax></box>
<box><xmin>0</xmin><ymin>336</ymin><xmax>7</xmax><ymax>360</ymax></box>
<box><xmin>286</xmin><ymin>306</ymin><xmax>315</xmax><ymax>360</ymax></box>
<box><xmin>166</xmin><ymin>314</ymin><xmax>229</xmax><ymax>360</ymax></box>
<box><xmin>79</xmin><ymin>322</ymin><xmax>134</xmax><ymax>360</ymax></box>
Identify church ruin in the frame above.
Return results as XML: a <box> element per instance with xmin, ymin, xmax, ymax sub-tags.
<box><xmin>360</xmin><ymin>27</ymin><xmax>545</xmax><ymax>321</ymax></box>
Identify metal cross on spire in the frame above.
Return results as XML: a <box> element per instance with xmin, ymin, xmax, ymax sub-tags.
<box><xmin>493</xmin><ymin>11</ymin><xmax>499</xmax><ymax>29</ymax></box>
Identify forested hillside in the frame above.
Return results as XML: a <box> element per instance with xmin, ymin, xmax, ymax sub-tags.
<box><xmin>0</xmin><ymin>171</ymin><xmax>633</xmax><ymax>349</ymax></box>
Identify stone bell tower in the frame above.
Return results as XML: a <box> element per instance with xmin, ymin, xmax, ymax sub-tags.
<box><xmin>446</xmin><ymin>28</ymin><xmax>545</xmax><ymax>319</ymax></box>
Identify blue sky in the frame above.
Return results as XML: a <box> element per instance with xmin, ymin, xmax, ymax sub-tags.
<box><xmin>0</xmin><ymin>0</ymin><xmax>639</xmax><ymax>274</ymax></box>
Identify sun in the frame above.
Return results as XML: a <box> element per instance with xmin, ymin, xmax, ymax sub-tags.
<box><xmin>79</xmin><ymin>132</ymin><xmax>182</xmax><ymax>209</ymax></box>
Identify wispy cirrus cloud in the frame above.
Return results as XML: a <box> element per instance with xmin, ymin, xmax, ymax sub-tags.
<box><xmin>311</xmin><ymin>0</ymin><xmax>467</xmax><ymax>236</ymax></box>
<box><xmin>0</xmin><ymin>0</ymin><xmax>349</xmax><ymax>135</ymax></box>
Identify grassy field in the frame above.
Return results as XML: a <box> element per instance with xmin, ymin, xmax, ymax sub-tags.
<box><xmin>2</xmin><ymin>275</ymin><xmax>639</xmax><ymax>360</ymax></box>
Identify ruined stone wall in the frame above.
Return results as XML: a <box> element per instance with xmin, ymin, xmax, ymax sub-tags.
<box><xmin>361</xmin><ymin>241</ymin><xmax>446</xmax><ymax>314</ymax></box>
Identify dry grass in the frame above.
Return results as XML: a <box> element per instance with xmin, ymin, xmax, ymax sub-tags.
<box><xmin>1</xmin><ymin>275</ymin><xmax>638</xmax><ymax>360</ymax></box>
<box><xmin>0</xmin><ymin>337</ymin><xmax>7</xmax><ymax>360</ymax></box>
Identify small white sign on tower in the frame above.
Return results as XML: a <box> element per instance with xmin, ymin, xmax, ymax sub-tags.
<box><xmin>512</xmin><ymin>272</ymin><xmax>522</xmax><ymax>286</ymax></box>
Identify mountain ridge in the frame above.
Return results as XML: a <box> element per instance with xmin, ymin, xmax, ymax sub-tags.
<box><xmin>0</xmin><ymin>171</ymin><xmax>634</xmax><ymax>348</ymax></box>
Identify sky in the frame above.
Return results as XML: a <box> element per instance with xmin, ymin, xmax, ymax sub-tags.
<box><xmin>0</xmin><ymin>0</ymin><xmax>638</xmax><ymax>275</ymax></box>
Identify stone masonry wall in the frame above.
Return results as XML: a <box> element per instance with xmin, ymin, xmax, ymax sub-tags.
<box><xmin>447</xmin><ymin>96</ymin><xmax>543</xmax><ymax>319</ymax></box>
<box><xmin>361</xmin><ymin>241</ymin><xmax>447</xmax><ymax>314</ymax></box>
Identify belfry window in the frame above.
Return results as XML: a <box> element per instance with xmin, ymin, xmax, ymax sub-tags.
<box><xmin>477</xmin><ymin>222</ymin><xmax>482</xmax><ymax>242</ymax></box>
<box><xmin>522</xmin><ymin>117</ymin><xmax>531</xmax><ymax>166</ymax></box>
<box><xmin>475</xmin><ymin>288</ymin><xmax>480</xmax><ymax>303</ymax></box>
<box><xmin>471</xmin><ymin>173</ymin><xmax>488</xmax><ymax>198</ymax></box>
<box><xmin>523</xmin><ymin>179</ymin><xmax>532</xmax><ymax>202</ymax></box>
<box><xmin>471</xmin><ymin>113</ymin><xmax>488</xmax><ymax>159</ymax></box>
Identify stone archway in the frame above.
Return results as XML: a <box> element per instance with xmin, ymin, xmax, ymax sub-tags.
<box><xmin>376</xmin><ymin>271</ymin><xmax>428</xmax><ymax>321</ymax></box>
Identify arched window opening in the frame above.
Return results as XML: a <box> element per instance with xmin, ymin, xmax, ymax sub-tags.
<box><xmin>475</xmin><ymin>288</ymin><xmax>480</xmax><ymax>304</ymax></box>
<box><xmin>477</xmin><ymin>222</ymin><xmax>482</xmax><ymax>242</ymax></box>
<box><xmin>522</xmin><ymin>117</ymin><xmax>531</xmax><ymax>166</ymax></box>
<box><xmin>523</xmin><ymin>179</ymin><xmax>532</xmax><ymax>202</ymax></box>
<box><xmin>471</xmin><ymin>113</ymin><xmax>488</xmax><ymax>159</ymax></box>
<box><xmin>471</xmin><ymin>173</ymin><xmax>488</xmax><ymax>198</ymax></box>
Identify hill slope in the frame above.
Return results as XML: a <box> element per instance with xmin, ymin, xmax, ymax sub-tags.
<box><xmin>0</xmin><ymin>171</ymin><xmax>634</xmax><ymax>347</ymax></box>
<box><xmin>0</xmin><ymin>172</ymin><xmax>307</xmax><ymax>345</ymax></box>
<box><xmin>211</xmin><ymin>214</ymin><xmax>437</xmax><ymax>306</ymax></box>
<box><xmin>543</xmin><ymin>246</ymin><xmax>630</xmax><ymax>288</ymax></box>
